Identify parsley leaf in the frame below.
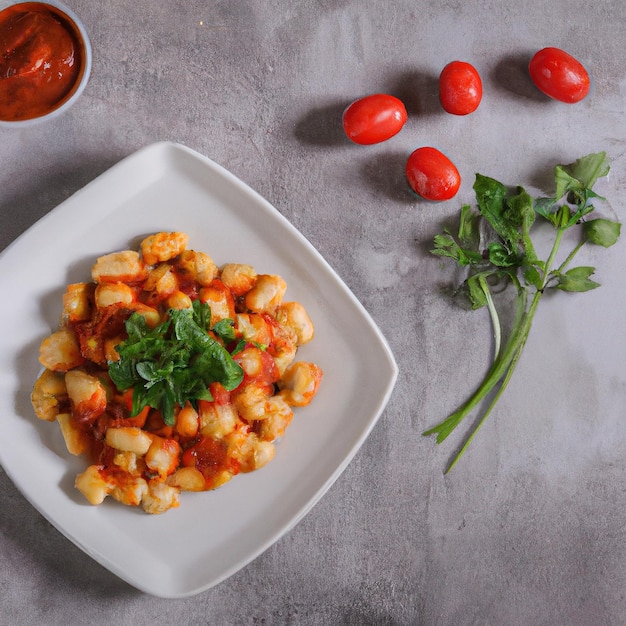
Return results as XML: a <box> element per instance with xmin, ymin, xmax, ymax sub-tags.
<box><xmin>108</xmin><ymin>301</ymin><xmax>244</xmax><ymax>426</ymax></box>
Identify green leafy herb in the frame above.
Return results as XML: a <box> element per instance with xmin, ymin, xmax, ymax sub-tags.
<box><xmin>108</xmin><ymin>300</ymin><xmax>244</xmax><ymax>426</ymax></box>
<box><xmin>426</xmin><ymin>152</ymin><xmax>621</xmax><ymax>473</ymax></box>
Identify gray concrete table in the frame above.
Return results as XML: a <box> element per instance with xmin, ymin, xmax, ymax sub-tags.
<box><xmin>1</xmin><ymin>0</ymin><xmax>625</xmax><ymax>624</ymax></box>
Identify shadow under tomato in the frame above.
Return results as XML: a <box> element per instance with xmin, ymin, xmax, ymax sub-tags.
<box><xmin>492</xmin><ymin>52</ymin><xmax>546</xmax><ymax>101</ymax></box>
<box><xmin>293</xmin><ymin>101</ymin><xmax>350</xmax><ymax>147</ymax></box>
<box><xmin>386</xmin><ymin>68</ymin><xmax>441</xmax><ymax>117</ymax></box>
<box><xmin>359</xmin><ymin>151</ymin><xmax>418</xmax><ymax>205</ymax></box>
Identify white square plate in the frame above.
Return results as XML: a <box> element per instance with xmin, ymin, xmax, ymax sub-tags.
<box><xmin>0</xmin><ymin>142</ymin><xmax>398</xmax><ymax>598</ymax></box>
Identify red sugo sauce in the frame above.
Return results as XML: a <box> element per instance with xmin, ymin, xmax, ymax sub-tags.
<box><xmin>0</xmin><ymin>2</ymin><xmax>87</xmax><ymax>121</ymax></box>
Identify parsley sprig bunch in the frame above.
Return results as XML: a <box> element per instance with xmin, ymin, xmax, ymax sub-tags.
<box><xmin>424</xmin><ymin>152</ymin><xmax>621</xmax><ymax>473</ymax></box>
<box><xmin>108</xmin><ymin>300</ymin><xmax>244</xmax><ymax>426</ymax></box>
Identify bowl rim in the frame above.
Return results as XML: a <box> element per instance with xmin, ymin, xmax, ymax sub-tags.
<box><xmin>0</xmin><ymin>0</ymin><xmax>93</xmax><ymax>127</ymax></box>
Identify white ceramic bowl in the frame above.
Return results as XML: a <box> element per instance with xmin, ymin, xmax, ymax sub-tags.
<box><xmin>0</xmin><ymin>1</ymin><xmax>92</xmax><ymax>127</ymax></box>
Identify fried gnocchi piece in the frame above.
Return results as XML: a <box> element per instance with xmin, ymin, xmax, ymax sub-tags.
<box><xmin>65</xmin><ymin>369</ymin><xmax>107</xmax><ymax>422</ymax></box>
<box><xmin>233</xmin><ymin>383</ymin><xmax>272</xmax><ymax>423</ymax></box>
<box><xmin>175</xmin><ymin>403</ymin><xmax>199</xmax><ymax>438</ymax></box>
<box><xmin>31</xmin><ymin>369</ymin><xmax>67</xmax><ymax>421</ymax></box>
<box><xmin>226</xmin><ymin>430</ymin><xmax>275</xmax><ymax>472</ymax></box>
<box><xmin>177</xmin><ymin>250</ymin><xmax>218</xmax><ymax>286</ymax></box>
<box><xmin>199</xmin><ymin>401</ymin><xmax>238</xmax><ymax>439</ymax></box>
<box><xmin>205</xmin><ymin>469</ymin><xmax>235</xmax><ymax>490</ymax></box>
<box><xmin>92</xmin><ymin>250</ymin><xmax>147</xmax><ymax>284</ymax></box>
<box><xmin>62</xmin><ymin>283</ymin><xmax>93</xmax><ymax>323</ymax></box>
<box><xmin>95</xmin><ymin>283</ymin><xmax>135</xmax><ymax>308</ymax></box>
<box><xmin>235</xmin><ymin>313</ymin><xmax>273</xmax><ymax>347</ymax></box>
<box><xmin>275</xmin><ymin>302</ymin><xmax>315</xmax><ymax>345</ymax></box>
<box><xmin>220</xmin><ymin>263</ymin><xmax>257</xmax><ymax>296</ymax></box>
<box><xmin>57</xmin><ymin>413</ymin><xmax>90</xmax><ymax>455</ymax></box>
<box><xmin>112</xmin><ymin>451</ymin><xmax>143</xmax><ymax>475</ymax></box>
<box><xmin>127</xmin><ymin>302</ymin><xmax>161</xmax><ymax>328</ymax></box>
<box><xmin>103</xmin><ymin>336</ymin><xmax>124</xmax><ymax>362</ymax></box>
<box><xmin>143</xmin><ymin>263</ymin><xmax>177</xmax><ymax>300</ymax></box>
<box><xmin>105</xmin><ymin>426</ymin><xmax>153</xmax><ymax>456</ymax></box>
<box><xmin>278</xmin><ymin>361</ymin><xmax>323</xmax><ymax>407</ymax></box>
<box><xmin>244</xmin><ymin>274</ymin><xmax>287</xmax><ymax>313</ymax></box>
<box><xmin>142</xmin><ymin>480</ymin><xmax>180</xmax><ymax>514</ymax></box>
<box><xmin>235</xmin><ymin>345</ymin><xmax>278</xmax><ymax>381</ymax></box>
<box><xmin>39</xmin><ymin>328</ymin><xmax>84</xmax><ymax>371</ymax></box>
<box><xmin>199</xmin><ymin>280</ymin><xmax>235</xmax><ymax>323</ymax></box>
<box><xmin>110</xmin><ymin>475</ymin><xmax>149</xmax><ymax>507</ymax></box>
<box><xmin>140</xmin><ymin>231</ymin><xmax>189</xmax><ymax>265</ymax></box>
<box><xmin>269</xmin><ymin>330</ymin><xmax>298</xmax><ymax>376</ymax></box>
<box><xmin>145</xmin><ymin>436</ymin><xmax>181</xmax><ymax>478</ymax></box>
<box><xmin>165</xmin><ymin>290</ymin><xmax>193</xmax><ymax>310</ymax></box>
<box><xmin>254</xmin><ymin>396</ymin><xmax>294</xmax><ymax>442</ymax></box>
<box><xmin>167</xmin><ymin>466</ymin><xmax>206</xmax><ymax>492</ymax></box>
<box><xmin>75</xmin><ymin>465</ymin><xmax>111</xmax><ymax>505</ymax></box>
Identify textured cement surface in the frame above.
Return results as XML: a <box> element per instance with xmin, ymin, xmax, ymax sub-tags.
<box><xmin>2</xmin><ymin>0</ymin><xmax>626</xmax><ymax>624</ymax></box>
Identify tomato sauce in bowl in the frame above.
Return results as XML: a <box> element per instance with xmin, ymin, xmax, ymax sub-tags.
<box><xmin>0</xmin><ymin>1</ymin><xmax>91</xmax><ymax>123</ymax></box>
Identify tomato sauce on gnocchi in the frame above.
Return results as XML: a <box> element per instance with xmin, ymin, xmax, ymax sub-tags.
<box><xmin>31</xmin><ymin>232</ymin><xmax>322</xmax><ymax>514</ymax></box>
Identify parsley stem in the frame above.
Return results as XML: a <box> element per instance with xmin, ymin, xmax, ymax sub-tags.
<box><xmin>443</xmin><ymin>290</ymin><xmax>541</xmax><ymax>473</ymax></box>
<box><xmin>422</xmin><ymin>287</ymin><xmax>528</xmax><ymax>444</ymax></box>
<box><xmin>542</xmin><ymin>227</ymin><xmax>565</xmax><ymax>288</ymax></box>
<box><xmin>556</xmin><ymin>237</ymin><xmax>586</xmax><ymax>275</ymax></box>
<box><xmin>478</xmin><ymin>274</ymin><xmax>501</xmax><ymax>358</ymax></box>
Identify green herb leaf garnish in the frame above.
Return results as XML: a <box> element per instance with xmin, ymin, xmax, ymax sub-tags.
<box><xmin>108</xmin><ymin>300</ymin><xmax>244</xmax><ymax>426</ymax></box>
<box><xmin>426</xmin><ymin>152</ymin><xmax>621</xmax><ymax>473</ymax></box>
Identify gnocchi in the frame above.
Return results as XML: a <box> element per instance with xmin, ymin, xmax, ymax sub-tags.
<box><xmin>31</xmin><ymin>232</ymin><xmax>322</xmax><ymax>514</ymax></box>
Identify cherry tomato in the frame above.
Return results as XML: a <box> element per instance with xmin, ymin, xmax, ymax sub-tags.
<box><xmin>406</xmin><ymin>147</ymin><xmax>461</xmax><ymax>201</ymax></box>
<box><xmin>528</xmin><ymin>47</ymin><xmax>590</xmax><ymax>103</ymax></box>
<box><xmin>342</xmin><ymin>94</ymin><xmax>408</xmax><ymax>145</ymax></box>
<box><xmin>439</xmin><ymin>61</ymin><xmax>482</xmax><ymax>115</ymax></box>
